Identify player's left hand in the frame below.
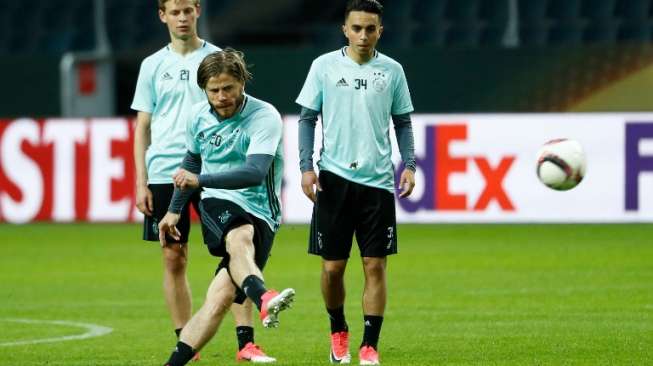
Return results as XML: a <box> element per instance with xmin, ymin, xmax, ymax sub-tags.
<box><xmin>173</xmin><ymin>169</ymin><xmax>199</xmax><ymax>190</ymax></box>
<box><xmin>398</xmin><ymin>169</ymin><xmax>415</xmax><ymax>198</ymax></box>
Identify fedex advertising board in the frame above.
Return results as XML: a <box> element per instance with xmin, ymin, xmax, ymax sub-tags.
<box><xmin>283</xmin><ymin>114</ymin><xmax>653</xmax><ymax>223</ymax></box>
<box><xmin>1</xmin><ymin>114</ymin><xmax>652</xmax><ymax>223</ymax></box>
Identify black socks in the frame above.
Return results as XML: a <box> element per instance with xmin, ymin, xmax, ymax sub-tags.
<box><xmin>327</xmin><ymin>306</ymin><xmax>349</xmax><ymax>333</ymax></box>
<box><xmin>236</xmin><ymin>326</ymin><xmax>254</xmax><ymax>350</ymax></box>
<box><xmin>242</xmin><ymin>275</ymin><xmax>267</xmax><ymax>310</ymax></box>
<box><xmin>165</xmin><ymin>341</ymin><xmax>196</xmax><ymax>366</ymax></box>
<box><xmin>361</xmin><ymin>315</ymin><xmax>383</xmax><ymax>349</ymax></box>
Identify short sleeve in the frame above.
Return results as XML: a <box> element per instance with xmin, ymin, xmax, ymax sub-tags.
<box><xmin>131</xmin><ymin>60</ymin><xmax>155</xmax><ymax>113</ymax></box>
<box><xmin>186</xmin><ymin>108</ymin><xmax>202</xmax><ymax>154</ymax></box>
<box><xmin>391</xmin><ymin>64</ymin><xmax>414</xmax><ymax>115</ymax></box>
<box><xmin>247</xmin><ymin>109</ymin><xmax>283</xmax><ymax>156</ymax></box>
<box><xmin>295</xmin><ymin>59</ymin><xmax>324</xmax><ymax>111</ymax></box>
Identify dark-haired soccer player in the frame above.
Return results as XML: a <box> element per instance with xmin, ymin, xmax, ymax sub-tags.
<box><xmin>296</xmin><ymin>0</ymin><xmax>416</xmax><ymax>364</ymax></box>
<box><xmin>159</xmin><ymin>48</ymin><xmax>294</xmax><ymax>366</ymax></box>
<box><xmin>132</xmin><ymin>0</ymin><xmax>275</xmax><ymax>362</ymax></box>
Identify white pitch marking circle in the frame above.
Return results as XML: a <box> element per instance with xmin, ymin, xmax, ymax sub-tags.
<box><xmin>0</xmin><ymin>318</ymin><xmax>113</xmax><ymax>347</ymax></box>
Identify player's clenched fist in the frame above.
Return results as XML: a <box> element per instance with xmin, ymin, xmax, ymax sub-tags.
<box><xmin>173</xmin><ymin>168</ymin><xmax>199</xmax><ymax>190</ymax></box>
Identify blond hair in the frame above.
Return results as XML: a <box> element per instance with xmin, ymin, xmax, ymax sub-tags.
<box><xmin>197</xmin><ymin>48</ymin><xmax>253</xmax><ymax>89</ymax></box>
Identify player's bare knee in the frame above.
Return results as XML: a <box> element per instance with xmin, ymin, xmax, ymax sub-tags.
<box><xmin>225</xmin><ymin>225</ymin><xmax>255</xmax><ymax>257</ymax></box>
<box><xmin>204</xmin><ymin>293</ymin><xmax>234</xmax><ymax>319</ymax></box>
<box><xmin>163</xmin><ymin>245</ymin><xmax>188</xmax><ymax>274</ymax></box>
<box><xmin>322</xmin><ymin>260</ymin><xmax>346</xmax><ymax>281</ymax></box>
<box><xmin>362</xmin><ymin>257</ymin><xmax>386</xmax><ymax>279</ymax></box>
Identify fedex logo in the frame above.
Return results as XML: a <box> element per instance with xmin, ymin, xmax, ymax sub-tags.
<box><xmin>397</xmin><ymin>124</ymin><xmax>516</xmax><ymax>213</ymax></box>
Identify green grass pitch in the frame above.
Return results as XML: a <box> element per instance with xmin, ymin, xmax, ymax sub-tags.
<box><xmin>1</xmin><ymin>223</ymin><xmax>651</xmax><ymax>365</ymax></box>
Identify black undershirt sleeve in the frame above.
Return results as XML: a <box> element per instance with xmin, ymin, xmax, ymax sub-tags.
<box><xmin>392</xmin><ymin>113</ymin><xmax>416</xmax><ymax>172</ymax></box>
<box><xmin>168</xmin><ymin>151</ymin><xmax>202</xmax><ymax>214</ymax></box>
<box><xmin>298</xmin><ymin>107</ymin><xmax>319</xmax><ymax>173</ymax></box>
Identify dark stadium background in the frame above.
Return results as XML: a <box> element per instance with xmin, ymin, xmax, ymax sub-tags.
<box><xmin>3</xmin><ymin>0</ymin><xmax>653</xmax><ymax>117</ymax></box>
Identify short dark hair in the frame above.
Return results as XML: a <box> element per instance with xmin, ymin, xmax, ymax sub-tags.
<box><xmin>197</xmin><ymin>48</ymin><xmax>253</xmax><ymax>89</ymax></box>
<box><xmin>345</xmin><ymin>0</ymin><xmax>383</xmax><ymax>22</ymax></box>
<box><xmin>158</xmin><ymin>0</ymin><xmax>200</xmax><ymax>12</ymax></box>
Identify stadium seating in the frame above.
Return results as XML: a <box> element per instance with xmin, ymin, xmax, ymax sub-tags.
<box><xmin>3</xmin><ymin>0</ymin><xmax>653</xmax><ymax>55</ymax></box>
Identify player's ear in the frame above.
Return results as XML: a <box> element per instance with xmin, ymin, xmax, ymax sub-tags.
<box><xmin>342</xmin><ymin>24</ymin><xmax>347</xmax><ymax>37</ymax></box>
<box><xmin>378</xmin><ymin>25</ymin><xmax>383</xmax><ymax>38</ymax></box>
<box><xmin>195</xmin><ymin>3</ymin><xmax>201</xmax><ymax>17</ymax></box>
<box><xmin>158</xmin><ymin>9</ymin><xmax>166</xmax><ymax>23</ymax></box>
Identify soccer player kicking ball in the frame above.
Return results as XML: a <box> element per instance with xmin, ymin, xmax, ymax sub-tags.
<box><xmin>296</xmin><ymin>1</ymin><xmax>416</xmax><ymax>364</ymax></box>
<box><xmin>133</xmin><ymin>0</ymin><xmax>276</xmax><ymax>362</ymax></box>
<box><xmin>159</xmin><ymin>49</ymin><xmax>294</xmax><ymax>366</ymax></box>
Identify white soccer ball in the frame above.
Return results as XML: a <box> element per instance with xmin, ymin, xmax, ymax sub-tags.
<box><xmin>536</xmin><ymin>138</ymin><xmax>586</xmax><ymax>191</ymax></box>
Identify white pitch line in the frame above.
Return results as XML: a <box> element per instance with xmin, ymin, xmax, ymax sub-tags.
<box><xmin>0</xmin><ymin>318</ymin><xmax>113</xmax><ymax>347</ymax></box>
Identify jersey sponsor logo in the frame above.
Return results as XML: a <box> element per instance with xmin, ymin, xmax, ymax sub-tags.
<box><xmin>161</xmin><ymin>72</ymin><xmax>173</xmax><ymax>81</ymax></box>
<box><xmin>336</xmin><ymin>78</ymin><xmax>349</xmax><ymax>87</ymax></box>
<box><xmin>372</xmin><ymin>72</ymin><xmax>388</xmax><ymax>92</ymax></box>
<box><xmin>180</xmin><ymin>69</ymin><xmax>190</xmax><ymax>81</ymax></box>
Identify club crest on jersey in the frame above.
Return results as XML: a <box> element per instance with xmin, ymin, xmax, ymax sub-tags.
<box><xmin>372</xmin><ymin>71</ymin><xmax>388</xmax><ymax>92</ymax></box>
<box><xmin>219</xmin><ymin>210</ymin><xmax>232</xmax><ymax>224</ymax></box>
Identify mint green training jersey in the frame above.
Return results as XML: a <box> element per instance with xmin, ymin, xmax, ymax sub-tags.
<box><xmin>131</xmin><ymin>41</ymin><xmax>220</xmax><ymax>184</ymax></box>
<box><xmin>187</xmin><ymin>95</ymin><xmax>283</xmax><ymax>231</ymax></box>
<box><xmin>295</xmin><ymin>47</ymin><xmax>414</xmax><ymax>192</ymax></box>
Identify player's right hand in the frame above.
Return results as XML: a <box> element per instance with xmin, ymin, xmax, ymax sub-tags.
<box><xmin>301</xmin><ymin>170</ymin><xmax>322</xmax><ymax>203</ymax></box>
<box><xmin>136</xmin><ymin>184</ymin><xmax>154</xmax><ymax>216</ymax></box>
<box><xmin>158</xmin><ymin>212</ymin><xmax>181</xmax><ymax>247</ymax></box>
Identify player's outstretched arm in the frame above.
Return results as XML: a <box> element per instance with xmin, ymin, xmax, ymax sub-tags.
<box><xmin>198</xmin><ymin>154</ymin><xmax>273</xmax><ymax>189</ymax></box>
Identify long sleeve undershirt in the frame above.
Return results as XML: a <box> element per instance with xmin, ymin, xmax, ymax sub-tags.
<box><xmin>297</xmin><ymin>107</ymin><xmax>416</xmax><ymax>172</ymax></box>
<box><xmin>168</xmin><ymin>152</ymin><xmax>273</xmax><ymax>214</ymax></box>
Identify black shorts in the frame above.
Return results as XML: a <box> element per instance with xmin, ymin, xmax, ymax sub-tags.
<box><xmin>199</xmin><ymin>197</ymin><xmax>275</xmax><ymax>303</ymax></box>
<box><xmin>142</xmin><ymin>184</ymin><xmax>201</xmax><ymax>244</ymax></box>
<box><xmin>309</xmin><ymin>170</ymin><xmax>398</xmax><ymax>260</ymax></box>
